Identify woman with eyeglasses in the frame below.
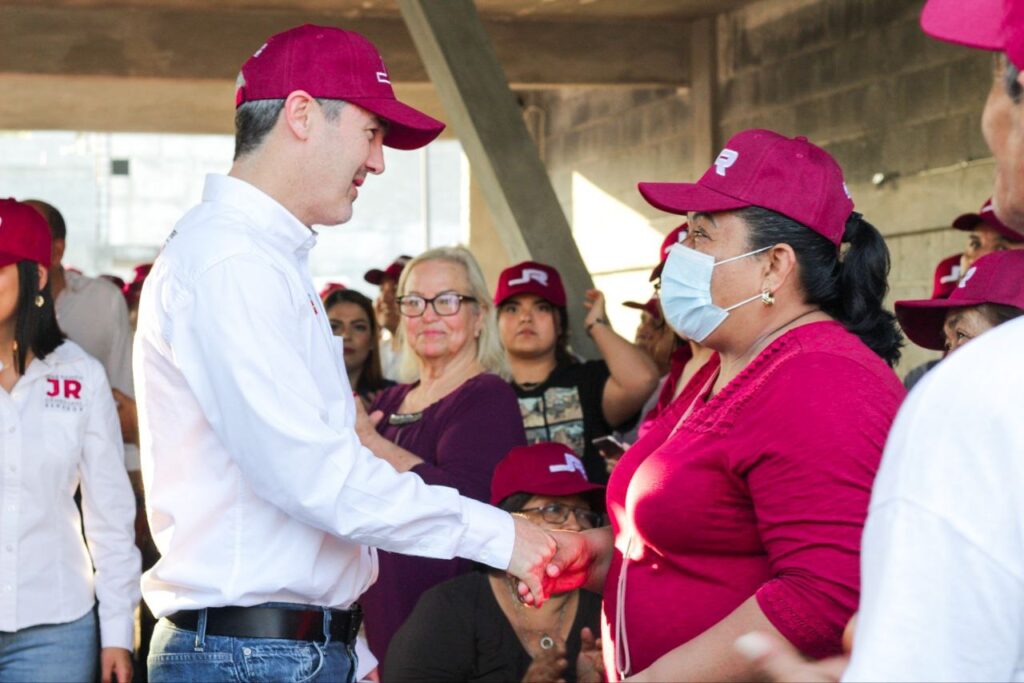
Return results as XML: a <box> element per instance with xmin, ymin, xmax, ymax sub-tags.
<box><xmin>322</xmin><ymin>288</ymin><xmax>395</xmax><ymax>409</ymax></box>
<box><xmin>354</xmin><ymin>246</ymin><xmax>527</xmax><ymax>664</ymax></box>
<box><xmin>385</xmin><ymin>442</ymin><xmax>605</xmax><ymax>683</ymax></box>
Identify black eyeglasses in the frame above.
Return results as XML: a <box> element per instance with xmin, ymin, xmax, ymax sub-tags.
<box><xmin>397</xmin><ymin>292</ymin><xmax>477</xmax><ymax>318</ymax></box>
<box><xmin>517</xmin><ymin>503</ymin><xmax>602</xmax><ymax>530</ymax></box>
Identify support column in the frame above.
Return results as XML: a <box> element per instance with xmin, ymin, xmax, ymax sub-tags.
<box><xmin>690</xmin><ymin>16</ymin><xmax>720</xmax><ymax>178</ymax></box>
<box><xmin>398</xmin><ymin>0</ymin><xmax>598</xmax><ymax>358</ymax></box>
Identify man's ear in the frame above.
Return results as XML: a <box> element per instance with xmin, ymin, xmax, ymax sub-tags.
<box><xmin>51</xmin><ymin>238</ymin><xmax>65</xmax><ymax>267</ymax></box>
<box><xmin>37</xmin><ymin>263</ymin><xmax>48</xmax><ymax>291</ymax></box>
<box><xmin>282</xmin><ymin>90</ymin><xmax>318</xmax><ymax>141</ymax></box>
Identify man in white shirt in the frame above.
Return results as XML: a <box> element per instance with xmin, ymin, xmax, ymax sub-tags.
<box><xmin>734</xmin><ymin>0</ymin><xmax>1024</xmax><ymax>681</ymax></box>
<box><xmin>137</xmin><ymin>24</ymin><xmax>565</xmax><ymax>682</ymax></box>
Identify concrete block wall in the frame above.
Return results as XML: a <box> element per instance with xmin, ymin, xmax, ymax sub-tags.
<box><xmin>511</xmin><ymin>0</ymin><xmax>999</xmax><ymax>375</ymax></box>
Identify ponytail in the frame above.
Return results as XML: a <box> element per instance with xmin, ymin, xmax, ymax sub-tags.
<box><xmin>739</xmin><ymin>207</ymin><xmax>904</xmax><ymax>367</ymax></box>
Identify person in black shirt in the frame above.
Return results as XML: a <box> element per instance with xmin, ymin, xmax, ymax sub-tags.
<box><xmin>493</xmin><ymin>261</ymin><xmax>659</xmax><ymax>483</ymax></box>
<box><xmin>384</xmin><ymin>443</ymin><xmax>606</xmax><ymax>682</ymax></box>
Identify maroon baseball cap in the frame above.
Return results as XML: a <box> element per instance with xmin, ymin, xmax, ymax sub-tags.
<box><xmin>952</xmin><ymin>197</ymin><xmax>1024</xmax><ymax>242</ymax></box>
<box><xmin>494</xmin><ymin>261</ymin><xmax>567</xmax><ymax>308</ymax></box>
<box><xmin>649</xmin><ymin>222</ymin><xmax>689</xmax><ymax>281</ymax></box>
<box><xmin>931</xmin><ymin>253</ymin><xmax>963</xmax><ymax>299</ymax></box>
<box><xmin>236</xmin><ymin>24</ymin><xmax>445</xmax><ymax>150</ymax></box>
<box><xmin>639</xmin><ymin>129</ymin><xmax>853</xmax><ymax>246</ymax></box>
<box><xmin>319</xmin><ymin>281</ymin><xmax>347</xmax><ymax>300</ymax></box>
<box><xmin>0</xmin><ymin>198</ymin><xmax>52</xmax><ymax>268</ymax></box>
<box><xmin>623</xmin><ymin>295</ymin><xmax>662</xmax><ymax>320</ymax></box>
<box><xmin>921</xmin><ymin>0</ymin><xmax>1024</xmax><ymax>70</ymax></box>
<box><xmin>363</xmin><ymin>255</ymin><xmax>412</xmax><ymax>286</ymax></box>
<box><xmin>896</xmin><ymin>249</ymin><xmax>1024</xmax><ymax>350</ymax></box>
<box><xmin>490</xmin><ymin>442</ymin><xmax>605</xmax><ymax>507</ymax></box>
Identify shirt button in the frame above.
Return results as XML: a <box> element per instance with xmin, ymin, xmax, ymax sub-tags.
<box><xmin>3</xmin><ymin>545</ymin><xmax>11</xmax><ymax>553</ymax></box>
<box><xmin>2</xmin><ymin>585</ymin><xmax>11</xmax><ymax>592</ymax></box>
<box><xmin>7</xmin><ymin>465</ymin><xmax>15</xmax><ymax>473</ymax></box>
<box><xmin>6</xmin><ymin>426</ymin><xmax>14</xmax><ymax>434</ymax></box>
<box><xmin>6</xmin><ymin>504</ymin><xmax>14</xmax><ymax>513</ymax></box>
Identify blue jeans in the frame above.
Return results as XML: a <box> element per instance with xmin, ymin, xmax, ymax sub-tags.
<box><xmin>148</xmin><ymin>605</ymin><xmax>355</xmax><ymax>683</ymax></box>
<box><xmin>0</xmin><ymin>607</ymin><xmax>98</xmax><ymax>683</ymax></box>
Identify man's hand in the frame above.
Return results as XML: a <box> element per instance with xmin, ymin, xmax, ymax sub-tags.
<box><xmin>508</xmin><ymin>515</ymin><xmax>558</xmax><ymax>606</ymax></box>
<box><xmin>517</xmin><ymin>528</ymin><xmax>606</xmax><ymax>602</ymax></box>
<box><xmin>100</xmin><ymin>647</ymin><xmax>133</xmax><ymax>683</ymax></box>
<box><xmin>576</xmin><ymin>627</ymin><xmax>604</xmax><ymax>683</ymax></box>
<box><xmin>111</xmin><ymin>389</ymin><xmax>139</xmax><ymax>446</ymax></box>
<box><xmin>582</xmin><ymin>289</ymin><xmax>608</xmax><ymax>329</ymax></box>
<box><xmin>734</xmin><ymin>632</ymin><xmax>848</xmax><ymax>683</ymax></box>
<box><xmin>521</xmin><ymin>641</ymin><xmax>567</xmax><ymax>683</ymax></box>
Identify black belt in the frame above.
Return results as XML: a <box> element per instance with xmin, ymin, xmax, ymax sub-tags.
<box><xmin>165</xmin><ymin>604</ymin><xmax>361</xmax><ymax>645</ymax></box>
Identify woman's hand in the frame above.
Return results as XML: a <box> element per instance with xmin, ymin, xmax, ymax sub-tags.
<box><xmin>576</xmin><ymin>627</ymin><xmax>605</xmax><ymax>683</ymax></box>
<box><xmin>101</xmin><ymin>647</ymin><xmax>133</xmax><ymax>683</ymax></box>
<box><xmin>522</xmin><ymin>641</ymin><xmax>568</xmax><ymax>683</ymax></box>
<box><xmin>582</xmin><ymin>289</ymin><xmax>608</xmax><ymax>329</ymax></box>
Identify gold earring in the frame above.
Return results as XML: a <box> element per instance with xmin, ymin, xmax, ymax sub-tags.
<box><xmin>761</xmin><ymin>289</ymin><xmax>775</xmax><ymax>306</ymax></box>
<box><xmin>34</xmin><ymin>294</ymin><xmax>44</xmax><ymax>308</ymax></box>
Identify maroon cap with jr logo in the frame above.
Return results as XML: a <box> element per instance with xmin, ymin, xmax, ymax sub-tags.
<box><xmin>0</xmin><ymin>198</ymin><xmax>52</xmax><ymax>268</ymax></box>
<box><xmin>494</xmin><ymin>261</ymin><xmax>567</xmax><ymax>308</ymax></box>
<box><xmin>490</xmin><ymin>442</ymin><xmax>605</xmax><ymax>507</ymax></box>
<box><xmin>236</xmin><ymin>24</ymin><xmax>445</xmax><ymax>150</ymax></box>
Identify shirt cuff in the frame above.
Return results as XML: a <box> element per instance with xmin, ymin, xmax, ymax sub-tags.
<box><xmin>123</xmin><ymin>444</ymin><xmax>141</xmax><ymax>472</ymax></box>
<box><xmin>455</xmin><ymin>498</ymin><xmax>515</xmax><ymax>571</ymax></box>
<box><xmin>99</xmin><ymin>610</ymin><xmax>135</xmax><ymax>651</ymax></box>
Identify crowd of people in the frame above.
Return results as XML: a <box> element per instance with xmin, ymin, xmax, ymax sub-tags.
<box><xmin>0</xmin><ymin>0</ymin><xmax>1022</xmax><ymax>681</ymax></box>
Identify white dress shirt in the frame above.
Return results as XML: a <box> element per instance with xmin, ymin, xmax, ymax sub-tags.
<box><xmin>0</xmin><ymin>341</ymin><xmax>141</xmax><ymax>649</ymax></box>
<box><xmin>135</xmin><ymin>174</ymin><xmax>514</xmax><ymax>618</ymax></box>
<box><xmin>844</xmin><ymin>317</ymin><xmax>1024</xmax><ymax>682</ymax></box>
<box><xmin>56</xmin><ymin>270</ymin><xmax>139</xmax><ymax>471</ymax></box>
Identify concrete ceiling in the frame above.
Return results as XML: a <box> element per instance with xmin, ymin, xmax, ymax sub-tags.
<box><xmin>1</xmin><ymin>0</ymin><xmax>753</xmax><ymax>22</ymax></box>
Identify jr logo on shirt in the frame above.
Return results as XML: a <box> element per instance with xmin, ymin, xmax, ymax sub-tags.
<box><xmin>44</xmin><ymin>376</ymin><xmax>85</xmax><ymax>412</ymax></box>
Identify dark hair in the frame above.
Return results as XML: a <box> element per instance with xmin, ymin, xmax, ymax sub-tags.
<box><xmin>322</xmin><ymin>288</ymin><xmax>387</xmax><ymax>395</ymax></box>
<box><xmin>738</xmin><ymin>207</ymin><xmax>904</xmax><ymax>367</ymax></box>
<box><xmin>553</xmin><ymin>305</ymin><xmax>578</xmax><ymax>367</ymax></box>
<box><xmin>13</xmin><ymin>261</ymin><xmax>65</xmax><ymax>374</ymax></box>
<box><xmin>497</xmin><ymin>492</ymin><xmax>534</xmax><ymax>514</ymax></box>
<box><xmin>23</xmin><ymin>199</ymin><xmax>66</xmax><ymax>241</ymax></box>
<box><xmin>233</xmin><ymin>97</ymin><xmax>348</xmax><ymax>160</ymax></box>
<box><xmin>1005</xmin><ymin>59</ymin><xmax>1022</xmax><ymax>104</ymax></box>
<box><xmin>977</xmin><ymin>302</ymin><xmax>1024</xmax><ymax>328</ymax></box>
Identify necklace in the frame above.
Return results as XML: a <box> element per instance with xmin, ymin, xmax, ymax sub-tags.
<box><xmin>505</xmin><ymin>578</ymin><xmax>574</xmax><ymax>653</ymax></box>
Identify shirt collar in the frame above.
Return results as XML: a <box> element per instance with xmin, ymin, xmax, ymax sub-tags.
<box><xmin>201</xmin><ymin>174</ymin><xmax>318</xmax><ymax>256</ymax></box>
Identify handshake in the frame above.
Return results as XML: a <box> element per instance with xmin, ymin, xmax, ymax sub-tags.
<box><xmin>505</xmin><ymin>516</ymin><xmax>603</xmax><ymax>606</ymax></box>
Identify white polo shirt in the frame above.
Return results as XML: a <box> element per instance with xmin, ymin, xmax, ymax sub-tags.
<box><xmin>0</xmin><ymin>341</ymin><xmax>141</xmax><ymax>649</ymax></box>
<box><xmin>56</xmin><ymin>270</ymin><xmax>139</xmax><ymax>471</ymax></box>
<box><xmin>845</xmin><ymin>317</ymin><xmax>1024</xmax><ymax>682</ymax></box>
<box><xmin>135</xmin><ymin>174</ymin><xmax>514</xmax><ymax>618</ymax></box>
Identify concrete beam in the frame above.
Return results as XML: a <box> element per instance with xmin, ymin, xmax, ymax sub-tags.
<box><xmin>399</xmin><ymin>0</ymin><xmax>598</xmax><ymax>358</ymax></box>
<box><xmin>0</xmin><ymin>73</ymin><xmax>447</xmax><ymax>134</ymax></box>
<box><xmin>0</xmin><ymin>5</ymin><xmax>689</xmax><ymax>88</ymax></box>
<box><xmin>689</xmin><ymin>16</ymin><xmax>719</xmax><ymax>178</ymax></box>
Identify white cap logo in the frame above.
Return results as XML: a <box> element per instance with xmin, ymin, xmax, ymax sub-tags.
<box><xmin>549</xmin><ymin>452</ymin><xmax>587</xmax><ymax>479</ymax></box>
<box><xmin>959</xmin><ymin>266</ymin><xmax>977</xmax><ymax>288</ymax></box>
<box><xmin>940</xmin><ymin>263</ymin><xmax>961</xmax><ymax>285</ymax></box>
<box><xmin>842</xmin><ymin>182</ymin><xmax>852</xmax><ymax>199</ymax></box>
<box><xmin>714</xmin><ymin>148</ymin><xmax>739</xmax><ymax>176</ymax></box>
<box><xmin>252</xmin><ymin>42</ymin><xmax>268</xmax><ymax>58</ymax></box>
<box><xmin>508</xmin><ymin>268</ymin><xmax>549</xmax><ymax>288</ymax></box>
<box><xmin>376</xmin><ymin>58</ymin><xmax>391</xmax><ymax>85</ymax></box>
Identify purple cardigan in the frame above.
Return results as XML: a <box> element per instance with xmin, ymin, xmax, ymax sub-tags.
<box><xmin>360</xmin><ymin>373</ymin><xmax>527</xmax><ymax>661</ymax></box>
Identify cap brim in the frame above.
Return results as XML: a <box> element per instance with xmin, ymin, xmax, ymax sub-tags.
<box><xmin>349</xmin><ymin>97</ymin><xmax>445</xmax><ymax>151</ymax></box>
<box><xmin>363</xmin><ymin>268</ymin><xmax>386</xmax><ymax>285</ymax></box>
<box><xmin>638</xmin><ymin>182</ymin><xmax>750</xmax><ymax>216</ymax></box>
<box><xmin>896</xmin><ymin>297</ymin><xmax>988</xmax><ymax>351</ymax></box>
<box><xmin>952</xmin><ymin>212</ymin><xmax>981</xmax><ymax>231</ymax></box>
<box><xmin>622</xmin><ymin>301</ymin><xmax>646</xmax><ymax>309</ymax></box>
<box><xmin>952</xmin><ymin>213</ymin><xmax>1024</xmax><ymax>241</ymax></box>
<box><xmin>920</xmin><ymin>0</ymin><xmax>1005</xmax><ymax>52</ymax></box>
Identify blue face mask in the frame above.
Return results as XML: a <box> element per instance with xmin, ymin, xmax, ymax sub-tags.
<box><xmin>659</xmin><ymin>244</ymin><xmax>770</xmax><ymax>343</ymax></box>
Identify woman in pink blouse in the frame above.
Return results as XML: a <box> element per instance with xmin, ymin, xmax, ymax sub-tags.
<box><xmin>540</xmin><ymin>129</ymin><xmax>906</xmax><ymax>681</ymax></box>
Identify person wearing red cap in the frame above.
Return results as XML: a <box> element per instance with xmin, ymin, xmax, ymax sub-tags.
<box><xmin>494</xmin><ymin>260</ymin><xmax>659</xmax><ymax>484</ymax></box>
<box><xmin>0</xmin><ymin>199</ymin><xmax>141</xmax><ymax>683</ymax></box>
<box><xmin>136</xmin><ymin>25</ymin><xmax>566</xmax><ymax>682</ymax></box>
<box><xmin>737</xmin><ymin>3</ymin><xmax>1024</xmax><ymax>682</ymax></box>
<box><xmin>364</xmin><ymin>255</ymin><xmax>412</xmax><ymax>381</ymax></box>
<box><xmin>953</xmin><ymin>197</ymin><xmax>1024</xmax><ymax>274</ymax></box>
<box><xmin>384</xmin><ymin>442</ymin><xmax>605</xmax><ymax>683</ymax></box>
<box><xmin>533</xmin><ymin>129</ymin><xmax>906</xmax><ymax>681</ymax></box>
<box><xmin>897</xmin><ymin>250</ymin><xmax>1024</xmax><ymax>355</ymax></box>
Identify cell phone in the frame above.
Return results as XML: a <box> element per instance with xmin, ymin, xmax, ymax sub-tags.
<box><xmin>592</xmin><ymin>435</ymin><xmax>627</xmax><ymax>460</ymax></box>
